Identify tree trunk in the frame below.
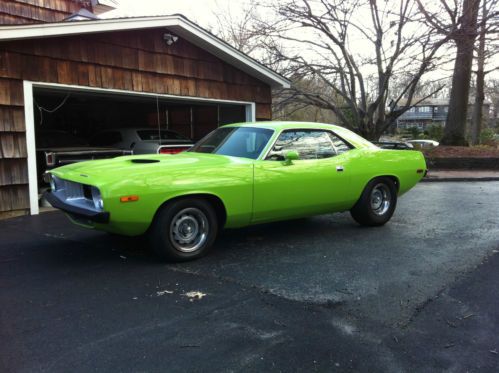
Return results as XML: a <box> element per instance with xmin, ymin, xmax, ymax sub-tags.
<box><xmin>441</xmin><ymin>0</ymin><xmax>480</xmax><ymax>146</ymax></box>
<box><xmin>470</xmin><ymin>0</ymin><xmax>487</xmax><ymax>146</ymax></box>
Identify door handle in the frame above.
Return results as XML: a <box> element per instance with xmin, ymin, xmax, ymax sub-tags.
<box><xmin>336</xmin><ymin>165</ymin><xmax>344</xmax><ymax>172</ymax></box>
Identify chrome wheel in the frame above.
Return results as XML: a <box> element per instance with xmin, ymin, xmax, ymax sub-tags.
<box><xmin>169</xmin><ymin>207</ymin><xmax>209</xmax><ymax>253</ymax></box>
<box><xmin>370</xmin><ymin>183</ymin><xmax>391</xmax><ymax>216</ymax></box>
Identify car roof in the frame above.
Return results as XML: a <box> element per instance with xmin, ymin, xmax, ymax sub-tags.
<box><xmin>224</xmin><ymin>121</ymin><xmax>345</xmax><ymax>132</ymax></box>
<box><xmin>223</xmin><ymin>121</ymin><xmax>377</xmax><ymax>149</ymax></box>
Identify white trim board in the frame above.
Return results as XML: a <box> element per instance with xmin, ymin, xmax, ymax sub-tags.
<box><xmin>0</xmin><ymin>15</ymin><xmax>290</xmax><ymax>89</ymax></box>
<box><xmin>24</xmin><ymin>80</ymin><xmax>256</xmax><ymax>215</ymax></box>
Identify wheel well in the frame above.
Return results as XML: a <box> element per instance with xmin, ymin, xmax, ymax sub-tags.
<box><xmin>157</xmin><ymin>194</ymin><xmax>227</xmax><ymax>228</ymax></box>
<box><xmin>377</xmin><ymin>175</ymin><xmax>400</xmax><ymax>192</ymax></box>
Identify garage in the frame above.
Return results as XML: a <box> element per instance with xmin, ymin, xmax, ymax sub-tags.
<box><xmin>0</xmin><ymin>11</ymin><xmax>290</xmax><ymax>217</ymax></box>
<box><xmin>31</xmin><ymin>84</ymin><xmax>250</xmax><ymax>198</ymax></box>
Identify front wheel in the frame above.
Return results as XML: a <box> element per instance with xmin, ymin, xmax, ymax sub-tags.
<box><xmin>149</xmin><ymin>199</ymin><xmax>218</xmax><ymax>261</ymax></box>
<box><xmin>350</xmin><ymin>177</ymin><xmax>397</xmax><ymax>226</ymax></box>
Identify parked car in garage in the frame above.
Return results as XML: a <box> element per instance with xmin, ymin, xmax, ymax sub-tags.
<box><xmin>90</xmin><ymin>128</ymin><xmax>193</xmax><ymax>155</ymax></box>
<box><xmin>36</xmin><ymin>130</ymin><xmax>132</xmax><ymax>184</ymax></box>
<box><xmin>45</xmin><ymin>122</ymin><xmax>427</xmax><ymax>262</ymax></box>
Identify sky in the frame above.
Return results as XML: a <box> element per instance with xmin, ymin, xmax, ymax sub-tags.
<box><xmin>101</xmin><ymin>0</ymin><xmax>244</xmax><ymax>26</ymax></box>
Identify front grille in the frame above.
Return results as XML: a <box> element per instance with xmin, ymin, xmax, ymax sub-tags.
<box><xmin>58</xmin><ymin>178</ymin><xmax>84</xmax><ymax>200</ymax></box>
<box><xmin>52</xmin><ymin>176</ymin><xmax>101</xmax><ymax>212</ymax></box>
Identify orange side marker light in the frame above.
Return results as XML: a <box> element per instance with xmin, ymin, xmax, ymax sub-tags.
<box><xmin>120</xmin><ymin>195</ymin><xmax>140</xmax><ymax>203</ymax></box>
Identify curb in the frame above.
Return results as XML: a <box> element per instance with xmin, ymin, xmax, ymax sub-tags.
<box><xmin>422</xmin><ymin>177</ymin><xmax>499</xmax><ymax>182</ymax></box>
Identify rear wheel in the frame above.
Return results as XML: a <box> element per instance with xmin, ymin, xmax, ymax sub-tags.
<box><xmin>149</xmin><ymin>198</ymin><xmax>218</xmax><ymax>261</ymax></box>
<box><xmin>350</xmin><ymin>177</ymin><xmax>397</xmax><ymax>226</ymax></box>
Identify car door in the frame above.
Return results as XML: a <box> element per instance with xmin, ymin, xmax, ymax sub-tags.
<box><xmin>252</xmin><ymin>129</ymin><xmax>352</xmax><ymax>223</ymax></box>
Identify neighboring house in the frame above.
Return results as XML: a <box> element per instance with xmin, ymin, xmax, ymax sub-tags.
<box><xmin>0</xmin><ymin>0</ymin><xmax>290</xmax><ymax>218</ymax></box>
<box><xmin>394</xmin><ymin>98</ymin><xmax>491</xmax><ymax>131</ymax></box>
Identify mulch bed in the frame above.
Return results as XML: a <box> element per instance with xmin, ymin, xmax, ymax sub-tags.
<box><xmin>423</xmin><ymin>146</ymin><xmax>499</xmax><ymax>159</ymax></box>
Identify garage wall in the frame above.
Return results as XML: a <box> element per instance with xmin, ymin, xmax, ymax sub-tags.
<box><xmin>0</xmin><ymin>27</ymin><xmax>272</xmax><ymax>216</ymax></box>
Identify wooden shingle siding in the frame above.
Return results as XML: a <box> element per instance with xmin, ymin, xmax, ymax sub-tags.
<box><xmin>0</xmin><ymin>159</ymin><xmax>28</xmax><ymax>186</ymax></box>
<box><xmin>0</xmin><ymin>133</ymin><xmax>27</xmax><ymax>159</ymax></box>
<box><xmin>0</xmin><ymin>0</ymin><xmax>87</xmax><ymax>24</ymax></box>
<box><xmin>0</xmin><ymin>185</ymin><xmax>29</xmax><ymax>211</ymax></box>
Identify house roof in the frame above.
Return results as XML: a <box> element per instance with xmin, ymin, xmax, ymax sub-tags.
<box><xmin>0</xmin><ymin>14</ymin><xmax>290</xmax><ymax>89</ymax></box>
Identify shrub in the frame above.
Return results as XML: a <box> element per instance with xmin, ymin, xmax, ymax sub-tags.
<box><xmin>407</xmin><ymin>126</ymin><xmax>422</xmax><ymax>139</ymax></box>
<box><xmin>480</xmin><ymin>128</ymin><xmax>496</xmax><ymax>145</ymax></box>
<box><xmin>425</xmin><ymin>124</ymin><xmax>444</xmax><ymax>141</ymax></box>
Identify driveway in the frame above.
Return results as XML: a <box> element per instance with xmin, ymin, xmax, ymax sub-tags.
<box><xmin>1</xmin><ymin>182</ymin><xmax>498</xmax><ymax>372</ymax></box>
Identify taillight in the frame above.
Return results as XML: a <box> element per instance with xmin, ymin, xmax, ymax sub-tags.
<box><xmin>45</xmin><ymin>152</ymin><xmax>55</xmax><ymax>166</ymax></box>
<box><xmin>158</xmin><ymin>147</ymin><xmax>189</xmax><ymax>155</ymax></box>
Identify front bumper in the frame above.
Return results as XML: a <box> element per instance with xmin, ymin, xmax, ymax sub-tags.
<box><xmin>44</xmin><ymin>191</ymin><xmax>110</xmax><ymax>224</ymax></box>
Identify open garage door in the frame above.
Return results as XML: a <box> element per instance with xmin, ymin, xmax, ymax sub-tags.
<box><xmin>24</xmin><ymin>83</ymin><xmax>255</xmax><ymax>214</ymax></box>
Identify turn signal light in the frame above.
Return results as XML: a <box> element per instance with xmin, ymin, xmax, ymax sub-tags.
<box><xmin>120</xmin><ymin>195</ymin><xmax>139</xmax><ymax>203</ymax></box>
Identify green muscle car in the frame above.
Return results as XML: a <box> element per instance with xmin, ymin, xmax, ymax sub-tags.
<box><xmin>45</xmin><ymin>122</ymin><xmax>427</xmax><ymax>261</ymax></box>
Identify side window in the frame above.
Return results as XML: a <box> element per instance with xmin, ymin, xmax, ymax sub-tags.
<box><xmin>328</xmin><ymin>133</ymin><xmax>351</xmax><ymax>155</ymax></box>
<box><xmin>266</xmin><ymin>130</ymin><xmax>336</xmax><ymax>160</ymax></box>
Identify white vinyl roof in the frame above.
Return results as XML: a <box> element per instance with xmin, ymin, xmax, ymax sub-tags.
<box><xmin>0</xmin><ymin>15</ymin><xmax>290</xmax><ymax>89</ymax></box>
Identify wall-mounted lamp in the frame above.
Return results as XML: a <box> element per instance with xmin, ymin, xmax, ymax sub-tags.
<box><xmin>163</xmin><ymin>33</ymin><xmax>179</xmax><ymax>46</ymax></box>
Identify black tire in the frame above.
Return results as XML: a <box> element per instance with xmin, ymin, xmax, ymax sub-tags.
<box><xmin>149</xmin><ymin>198</ymin><xmax>218</xmax><ymax>262</ymax></box>
<box><xmin>350</xmin><ymin>177</ymin><xmax>397</xmax><ymax>226</ymax></box>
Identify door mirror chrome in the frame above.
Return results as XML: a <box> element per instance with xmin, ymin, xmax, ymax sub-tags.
<box><xmin>283</xmin><ymin>150</ymin><xmax>299</xmax><ymax>165</ymax></box>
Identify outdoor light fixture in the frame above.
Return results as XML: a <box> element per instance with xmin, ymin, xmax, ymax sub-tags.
<box><xmin>163</xmin><ymin>33</ymin><xmax>179</xmax><ymax>46</ymax></box>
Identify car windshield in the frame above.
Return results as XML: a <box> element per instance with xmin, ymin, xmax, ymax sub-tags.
<box><xmin>189</xmin><ymin>127</ymin><xmax>273</xmax><ymax>159</ymax></box>
<box><xmin>137</xmin><ymin>130</ymin><xmax>188</xmax><ymax>141</ymax></box>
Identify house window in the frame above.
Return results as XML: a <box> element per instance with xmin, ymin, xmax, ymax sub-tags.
<box><xmin>419</xmin><ymin>106</ymin><xmax>430</xmax><ymax>113</ymax></box>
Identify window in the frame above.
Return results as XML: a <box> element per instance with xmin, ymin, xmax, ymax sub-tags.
<box><xmin>266</xmin><ymin>130</ymin><xmax>338</xmax><ymax>160</ymax></box>
<box><xmin>189</xmin><ymin>127</ymin><xmax>273</xmax><ymax>160</ymax></box>
<box><xmin>328</xmin><ymin>133</ymin><xmax>351</xmax><ymax>154</ymax></box>
<box><xmin>419</xmin><ymin>106</ymin><xmax>431</xmax><ymax>113</ymax></box>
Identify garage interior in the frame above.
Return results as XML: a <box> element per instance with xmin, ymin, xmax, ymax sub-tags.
<box><xmin>33</xmin><ymin>87</ymin><xmax>247</xmax><ymax>143</ymax></box>
<box><xmin>32</xmin><ymin>86</ymin><xmax>248</xmax><ymax>208</ymax></box>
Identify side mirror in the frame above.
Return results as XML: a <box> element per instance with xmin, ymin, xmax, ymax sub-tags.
<box><xmin>283</xmin><ymin>150</ymin><xmax>299</xmax><ymax>164</ymax></box>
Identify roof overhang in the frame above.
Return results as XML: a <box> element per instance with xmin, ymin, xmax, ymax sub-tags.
<box><xmin>0</xmin><ymin>15</ymin><xmax>290</xmax><ymax>89</ymax></box>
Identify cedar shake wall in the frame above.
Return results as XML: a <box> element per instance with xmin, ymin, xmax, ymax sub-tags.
<box><xmin>0</xmin><ymin>28</ymin><xmax>272</xmax><ymax>214</ymax></box>
<box><xmin>0</xmin><ymin>0</ymin><xmax>89</xmax><ymax>25</ymax></box>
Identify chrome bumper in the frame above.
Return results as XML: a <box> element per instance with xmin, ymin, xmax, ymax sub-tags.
<box><xmin>44</xmin><ymin>191</ymin><xmax>110</xmax><ymax>224</ymax></box>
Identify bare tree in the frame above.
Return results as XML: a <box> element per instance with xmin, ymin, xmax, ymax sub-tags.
<box><xmin>418</xmin><ymin>0</ymin><xmax>484</xmax><ymax>145</ymax></box>
<box><xmin>470</xmin><ymin>0</ymin><xmax>499</xmax><ymax>145</ymax></box>
<box><xmin>250</xmin><ymin>0</ymin><xmax>452</xmax><ymax>140</ymax></box>
<box><xmin>210</xmin><ymin>2</ymin><xmax>262</xmax><ymax>55</ymax></box>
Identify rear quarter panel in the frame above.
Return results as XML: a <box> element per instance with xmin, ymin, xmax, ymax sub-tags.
<box><xmin>346</xmin><ymin>148</ymin><xmax>426</xmax><ymax>205</ymax></box>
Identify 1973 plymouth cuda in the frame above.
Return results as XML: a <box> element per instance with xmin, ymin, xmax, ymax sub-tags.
<box><xmin>45</xmin><ymin>122</ymin><xmax>427</xmax><ymax>261</ymax></box>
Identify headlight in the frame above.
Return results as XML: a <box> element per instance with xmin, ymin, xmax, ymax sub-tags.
<box><xmin>91</xmin><ymin>186</ymin><xmax>104</xmax><ymax>211</ymax></box>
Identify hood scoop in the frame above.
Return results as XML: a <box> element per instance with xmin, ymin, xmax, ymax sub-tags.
<box><xmin>131</xmin><ymin>159</ymin><xmax>160</xmax><ymax>164</ymax></box>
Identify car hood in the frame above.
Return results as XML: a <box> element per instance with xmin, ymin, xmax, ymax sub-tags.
<box><xmin>49</xmin><ymin>152</ymin><xmax>253</xmax><ymax>185</ymax></box>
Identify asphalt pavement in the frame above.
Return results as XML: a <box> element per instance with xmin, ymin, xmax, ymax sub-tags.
<box><xmin>1</xmin><ymin>182</ymin><xmax>498</xmax><ymax>372</ymax></box>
